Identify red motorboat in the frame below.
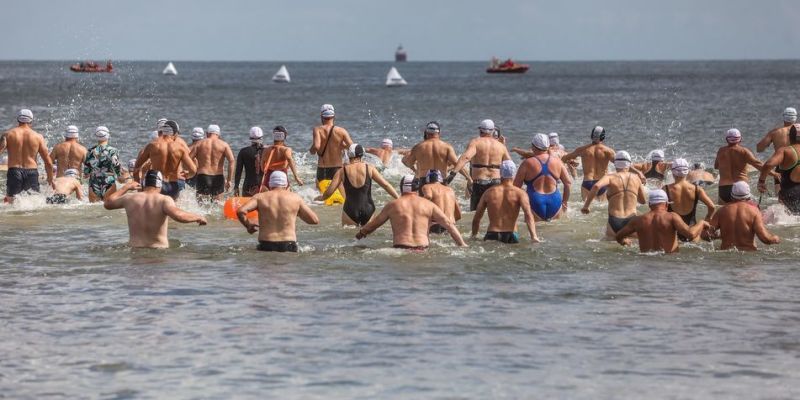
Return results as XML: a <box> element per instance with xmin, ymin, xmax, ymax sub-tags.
<box><xmin>486</xmin><ymin>57</ymin><xmax>529</xmax><ymax>74</ymax></box>
<box><xmin>70</xmin><ymin>60</ymin><xmax>113</xmax><ymax>73</ymax></box>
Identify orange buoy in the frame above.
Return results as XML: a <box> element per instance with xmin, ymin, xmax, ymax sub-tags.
<box><xmin>223</xmin><ymin>197</ymin><xmax>258</xmax><ymax>220</ymax></box>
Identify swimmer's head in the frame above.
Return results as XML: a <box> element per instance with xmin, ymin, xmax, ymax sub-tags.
<box><xmin>614</xmin><ymin>150</ymin><xmax>632</xmax><ymax>170</ymax></box>
<box><xmin>206</xmin><ymin>124</ymin><xmax>220</xmax><ymax>136</ymax></box>
<box><xmin>191</xmin><ymin>127</ymin><xmax>205</xmax><ymax>141</ymax></box>
<box><xmin>426</xmin><ymin>169</ymin><xmax>443</xmax><ymax>184</ymax></box>
<box><xmin>648</xmin><ymin>189</ymin><xmax>670</xmax><ymax>206</ymax></box>
<box><xmin>725</xmin><ymin>128</ymin><xmax>741</xmax><ymax>144</ymax></box>
<box><xmin>784</xmin><ymin>107</ymin><xmax>798</xmax><ymax>123</ymax></box>
<box><xmin>731</xmin><ymin>181</ymin><xmax>751</xmax><ymax>200</ymax></box>
<box><xmin>64</xmin><ymin>168</ymin><xmax>79</xmax><ymax>178</ymax></box>
<box><xmin>424</xmin><ymin>121</ymin><xmax>441</xmax><ymax>138</ymax></box>
<box><xmin>348</xmin><ymin>143</ymin><xmax>365</xmax><ymax>159</ymax></box>
<box><xmin>156</xmin><ymin>118</ymin><xmax>167</xmax><ymax>129</ymax></box>
<box><xmin>273</xmin><ymin>126</ymin><xmax>287</xmax><ymax>142</ymax></box>
<box><xmin>479</xmin><ymin>119</ymin><xmax>495</xmax><ymax>135</ymax></box>
<box><xmin>671</xmin><ymin>158</ymin><xmax>690</xmax><ymax>177</ymax></box>
<box><xmin>501</xmin><ymin>160</ymin><xmax>517</xmax><ymax>180</ymax></box>
<box><xmin>548</xmin><ymin>132</ymin><xmax>560</xmax><ymax>146</ymax></box>
<box><xmin>160</xmin><ymin>120</ymin><xmax>179</xmax><ymax>136</ymax></box>
<box><xmin>400</xmin><ymin>174</ymin><xmax>417</xmax><ymax>194</ymax></box>
<box><xmin>591</xmin><ymin>126</ymin><xmax>606</xmax><ymax>142</ymax></box>
<box><xmin>650</xmin><ymin>150</ymin><xmax>665</xmax><ymax>162</ymax></box>
<box><xmin>144</xmin><ymin>170</ymin><xmax>163</xmax><ymax>189</ymax></box>
<box><xmin>127</xmin><ymin>159</ymin><xmax>137</xmax><ymax>170</ymax></box>
<box><xmin>693</xmin><ymin>162</ymin><xmax>705</xmax><ymax>170</ymax></box>
<box><xmin>381</xmin><ymin>138</ymin><xmax>393</xmax><ymax>148</ymax></box>
<box><xmin>95</xmin><ymin>126</ymin><xmax>110</xmax><ymax>141</ymax></box>
<box><xmin>320</xmin><ymin>104</ymin><xmax>335</xmax><ymax>119</ymax></box>
<box><xmin>790</xmin><ymin>123</ymin><xmax>800</xmax><ymax>144</ymax></box>
<box><xmin>17</xmin><ymin>109</ymin><xmax>33</xmax><ymax>124</ymax></box>
<box><xmin>269</xmin><ymin>171</ymin><xmax>288</xmax><ymax>189</ymax></box>
<box><xmin>149</xmin><ymin>130</ymin><xmax>159</xmax><ymax>140</ymax></box>
<box><xmin>64</xmin><ymin>125</ymin><xmax>79</xmax><ymax>139</ymax></box>
<box><xmin>531</xmin><ymin>133</ymin><xmax>550</xmax><ymax>151</ymax></box>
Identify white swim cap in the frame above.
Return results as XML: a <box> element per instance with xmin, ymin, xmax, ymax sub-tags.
<box><xmin>207</xmin><ymin>124</ymin><xmax>220</xmax><ymax>135</ymax></box>
<box><xmin>348</xmin><ymin>143</ymin><xmax>365</xmax><ymax>158</ymax></box>
<box><xmin>531</xmin><ymin>133</ymin><xmax>550</xmax><ymax>151</ymax></box>
<box><xmin>382</xmin><ymin>138</ymin><xmax>393</xmax><ymax>147</ymax></box>
<box><xmin>64</xmin><ymin>168</ymin><xmax>79</xmax><ymax>178</ymax></box>
<box><xmin>64</xmin><ymin>125</ymin><xmax>79</xmax><ymax>139</ymax></box>
<box><xmin>150</xmin><ymin>130</ymin><xmax>159</xmax><ymax>140</ymax></box>
<box><xmin>191</xmin><ymin>127</ymin><xmax>205</xmax><ymax>141</ymax></box>
<box><xmin>650</xmin><ymin>150</ymin><xmax>665</xmax><ymax>161</ymax></box>
<box><xmin>272</xmin><ymin>126</ymin><xmax>287</xmax><ymax>141</ymax></box>
<box><xmin>614</xmin><ymin>150</ymin><xmax>632</xmax><ymax>170</ymax></box>
<box><xmin>400</xmin><ymin>174</ymin><xmax>416</xmax><ymax>194</ymax></box>
<box><xmin>731</xmin><ymin>181</ymin><xmax>751</xmax><ymax>200</ymax></box>
<box><xmin>671</xmin><ymin>158</ymin><xmax>690</xmax><ymax>177</ymax></box>
<box><xmin>548</xmin><ymin>132</ymin><xmax>560</xmax><ymax>145</ymax></box>
<box><xmin>156</xmin><ymin>118</ymin><xmax>167</xmax><ymax>129</ymax></box>
<box><xmin>249</xmin><ymin>127</ymin><xmax>263</xmax><ymax>140</ymax></box>
<box><xmin>648</xmin><ymin>189</ymin><xmax>670</xmax><ymax>205</ymax></box>
<box><xmin>479</xmin><ymin>119</ymin><xmax>495</xmax><ymax>134</ymax></box>
<box><xmin>95</xmin><ymin>126</ymin><xmax>110</xmax><ymax>140</ymax></box>
<box><xmin>17</xmin><ymin>109</ymin><xmax>33</xmax><ymax>124</ymax></box>
<box><xmin>725</xmin><ymin>128</ymin><xmax>742</xmax><ymax>144</ymax></box>
<box><xmin>269</xmin><ymin>171</ymin><xmax>288</xmax><ymax>188</ymax></box>
<box><xmin>320</xmin><ymin>104</ymin><xmax>335</xmax><ymax>118</ymax></box>
<box><xmin>424</xmin><ymin>121</ymin><xmax>441</xmax><ymax>134</ymax></box>
<box><xmin>500</xmin><ymin>160</ymin><xmax>517</xmax><ymax>179</ymax></box>
<box><xmin>784</xmin><ymin>107</ymin><xmax>797</xmax><ymax>123</ymax></box>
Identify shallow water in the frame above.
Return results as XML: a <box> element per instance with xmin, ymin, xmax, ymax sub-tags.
<box><xmin>1</xmin><ymin>61</ymin><xmax>800</xmax><ymax>398</ymax></box>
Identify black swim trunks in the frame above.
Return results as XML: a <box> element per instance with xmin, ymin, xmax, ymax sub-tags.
<box><xmin>46</xmin><ymin>193</ymin><xmax>68</xmax><ymax>204</ymax></box>
<box><xmin>484</xmin><ymin>231</ymin><xmax>520</xmax><ymax>244</ymax></box>
<box><xmin>160</xmin><ymin>181</ymin><xmax>182</xmax><ymax>200</ymax></box>
<box><xmin>429</xmin><ymin>224</ymin><xmax>448</xmax><ymax>234</ymax></box>
<box><xmin>258</xmin><ymin>241</ymin><xmax>298</xmax><ymax>252</ymax></box>
<box><xmin>196</xmin><ymin>174</ymin><xmax>225</xmax><ymax>196</ymax></box>
<box><xmin>470</xmin><ymin>179</ymin><xmax>501</xmax><ymax>211</ymax></box>
<box><xmin>393</xmin><ymin>244</ymin><xmax>428</xmax><ymax>251</ymax></box>
<box><xmin>316</xmin><ymin>166</ymin><xmax>341</xmax><ymax>181</ymax></box>
<box><xmin>6</xmin><ymin>167</ymin><xmax>40</xmax><ymax>197</ymax></box>
<box><xmin>608</xmin><ymin>215</ymin><xmax>635</xmax><ymax>233</ymax></box>
<box><xmin>718</xmin><ymin>184</ymin><xmax>733</xmax><ymax>203</ymax></box>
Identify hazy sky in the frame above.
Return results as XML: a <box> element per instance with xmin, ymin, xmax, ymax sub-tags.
<box><xmin>2</xmin><ymin>0</ymin><xmax>797</xmax><ymax>61</ymax></box>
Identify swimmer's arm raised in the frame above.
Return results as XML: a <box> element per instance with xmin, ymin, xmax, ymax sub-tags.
<box><xmin>432</xmin><ymin>205</ymin><xmax>466</xmax><ymax>247</ymax></box>
<box><xmin>371</xmin><ymin>166</ymin><xmax>399</xmax><ymax>199</ymax></box>
<box><xmin>519</xmin><ymin>191</ymin><xmax>539</xmax><ymax>243</ymax></box>
<box><xmin>104</xmin><ymin>182</ymin><xmax>139</xmax><ymax>210</ymax></box>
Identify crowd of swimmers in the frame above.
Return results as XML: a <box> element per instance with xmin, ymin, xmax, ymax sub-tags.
<box><xmin>2</xmin><ymin>104</ymin><xmax>799</xmax><ymax>253</ymax></box>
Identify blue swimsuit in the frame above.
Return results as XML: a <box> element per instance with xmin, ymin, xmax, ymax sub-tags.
<box><xmin>525</xmin><ymin>156</ymin><xmax>562</xmax><ymax>221</ymax></box>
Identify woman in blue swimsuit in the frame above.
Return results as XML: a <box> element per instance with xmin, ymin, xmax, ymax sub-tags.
<box><xmin>513</xmin><ymin>134</ymin><xmax>572</xmax><ymax>221</ymax></box>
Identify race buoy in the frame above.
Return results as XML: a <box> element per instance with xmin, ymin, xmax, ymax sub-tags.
<box><xmin>318</xmin><ymin>180</ymin><xmax>344</xmax><ymax>205</ymax></box>
<box><xmin>223</xmin><ymin>197</ymin><xmax>258</xmax><ymax>220</ymax></box>
<box><xmin>386</xmin><ymin>66</ymin><xmax>407</xmax><ymax>87</ymax></box>
<box><xmin>272</xmin><ymin>65</ymin><xmax>290</xmax><ymax>83</ymax></box>
<box><xmin>163</xmin><ymin>62</ymin><xmax>177</xmax><ymax>75</ymax></box>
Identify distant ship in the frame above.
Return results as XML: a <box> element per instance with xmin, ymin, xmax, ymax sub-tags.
<box><xmin>70</xmin><ymin>60</ymin><xmax>113</xmax><ymax>73</ymax></box>
<box><xmin>395</xmin><ymin>45</ymin><xmax>407</xmax><ymax>62</ymax></box>
<box><xmin>486</xmin><ymin>57</ymin><xmax>529</xmax><ymax>74</ymax></box>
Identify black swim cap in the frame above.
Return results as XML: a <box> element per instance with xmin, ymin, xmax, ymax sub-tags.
<box><xmin>273</xmin><ymin>125</ymin><xmax>287</xmax><ymax>135</ymax></box>
<box><xmin>425</xmin><ymin>121</ymin><xmax>441</xmax><ymax>133</ymax></box>
<box><xmin>144</xmin><ymin>170</ymin><xmax>163</xmax><ymax>188</ymax></box>
<box><xmin>164</xmin><ymin>120</ymin><xmax>180</xmax><ymax>135</ymax></box>
<box><xmin>591</xmin><ymin>126</ymin><xmax>606</xmax><ymax>142</ymax></box>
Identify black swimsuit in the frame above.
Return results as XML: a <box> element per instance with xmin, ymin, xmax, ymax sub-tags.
<box><xmin>342</xmin><ymin>164</ymin><xmax>375</xmax><ymax>226</ymax></box>
<box><xmin>235</xmin><ymin>143</ymin><xmax>262</xmax><ymax>196</ymax></box>
<box><xmin>779</xmin><ymin>146</ymin><xmax>800</xmax><ymax>215</ymax></box>
<box><xmin>667</xmin><ymin>184</ymin><xmax>700</xmax><ymax>242</ymax></box>
<box><xmin>607</xmin><ymin>174</ymin><xmax>637</xmax><ymax>233</ymax></box>
<box><xmin>644</xmin><ymin>162</ymin><xmax>665</xmax><ymax>180</ymax></box>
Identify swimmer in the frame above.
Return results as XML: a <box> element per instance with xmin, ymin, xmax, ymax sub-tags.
<box><xmin>82</xmin><ymin>126</ymin><xmax>122</xmax><ymax>202</ymax></box>
<box><xmin>46</xmin><ymin>168</ymin><xmax>84</xmax><ymax>204</ymax></box>
<box><xmin>513</xmin><ymin>134</ymin><xmax>572</xmax><ymax>221</ymax></box>
<box><xmin>452</xmin><ymin>119</ymin><xmax>512</xmax><ymax>211</ymax></box>
<box><xmin>402</xmin><ymin>121</ymin><xmax>471</xmax><ymax>189</ymax></box>
<box><xmin>581</xmin><ymin>151</ymin><xmax>646</xmax><ymax>238</ymax></box>
<box><xmin>562</xmin><ymin>126</ymin><xmax>616</xmax><ymax>201</ymax></box>
<box><xmin>759</xmin><ymin>123</ymin><xmax>800</xmax><ymax>215</ymax></box>
<box><xmin>757</xmin><ymin>107</ymin><xmax>796</xmax><ymax>153</ymax></box>
<box><xmin>103</xmin><ymin>170</ymin><xmax>207</xmax><ymax>249</ymax></box>
<box><xmin>549</xmin><ymin>132</ymin><xmax>579</xmax><ymax>178</ymax></box>
<box><xmin>687</xmin><ymin>162</ymin><xmax>716</xmax><ymax>187</ymax></box>
<box><xmin>615</xmin><ymin>189</ymin><xmax>709</xmax><ymax>253</ymax></box>
<box><xmin>123</xmin><ymin>159</ymin><xmax>138</xmax><ymax>183</ymax></box>
<box><xmin>50</xmin><ymin>125</ymin><xmax>87</xmax><ymax>177</ymax></box>
<box><xmin>0</xmin><ymin>109</ymin><xmax>54</xmax><ymax>203</ymax></box>
<box><xmin>309</xmin><ymin>104</ymin><xmax>353</xmax><ymax>185</ymax></box>
<box><xmin>189</xmin><ymin>124</ymin><xmax>235</xmax><ymax>201</ymax></box>
<box><xmin>135</xmin><ymin>121</ymin><xmax>197</xmax><ymax>200</ymax></box>
<box><xmin>237</xmin><ymin>171</ymin><xmax>320</xmax><ymax>253</ymax></box>
<box><xmin>714</xmin><ymin>128</ymin><xmax>765</xmax><ymax>204</ymax></box>
<box><xmin>190</xmin><ymin>127</ymin><xmax>205</xmax><ymax>146</ymax></box>
<box><xmin>707</xmin><ymin>181</ymin><xmax>779</xmax><ymax>251</ymax></box>
<box><xmin>257</xmin><ymin>126</ymin><xmax>304</xmax><ymax>190</ymax></box>
<box><xmin>633</xmin><ymin>150</ymin><xmax>670</xmax><ymax>185</ymax></box>
<box><xmin>355</xmin><ymin>175</ymin><xmax>467</xmax><ymax>250</ymax></box>
<box><xmin>316</xmin><ymin>144</ymin><xmax>399</xmax><ymax>226</ymax></box>
<box><xmin>664</xmin><ymin>159</ymin><xmax>716</xmax><ymax>242</ymax></box>
<box><xmin>472</xmin><ymin>160</ymin><xmax>539</xmax><ymax>243</ymax></box>
<box><xmin>420</xmin><ymin>169</ymin><xmax>461</xmax><ymax>234</ymax></box>
<box><xmin>234</xmin><ymin>127</ymin><xmax>264</xmax><ymax>196</ymax></box>
<box><xmin>366</xmin><ymin>138</ymin><xmax>395</xmax><ymax>166</ymax></box>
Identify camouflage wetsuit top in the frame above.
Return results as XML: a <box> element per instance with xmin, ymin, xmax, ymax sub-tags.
<box><xmin>83</xmin><ymin>144</ymin><xmax>121</xmax><ymax>198</ymax></box>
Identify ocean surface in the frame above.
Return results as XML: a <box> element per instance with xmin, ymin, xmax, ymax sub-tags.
<box><xmin>1</xmin><ymin>61</ymin><xmax>800</xmax><ymax>399</ymax></box>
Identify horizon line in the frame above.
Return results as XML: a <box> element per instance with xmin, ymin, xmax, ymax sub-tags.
<box><xmin>1</xmin><ymin>57</ymin><xmax>800</xmax><ymax>63</ymax></box>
